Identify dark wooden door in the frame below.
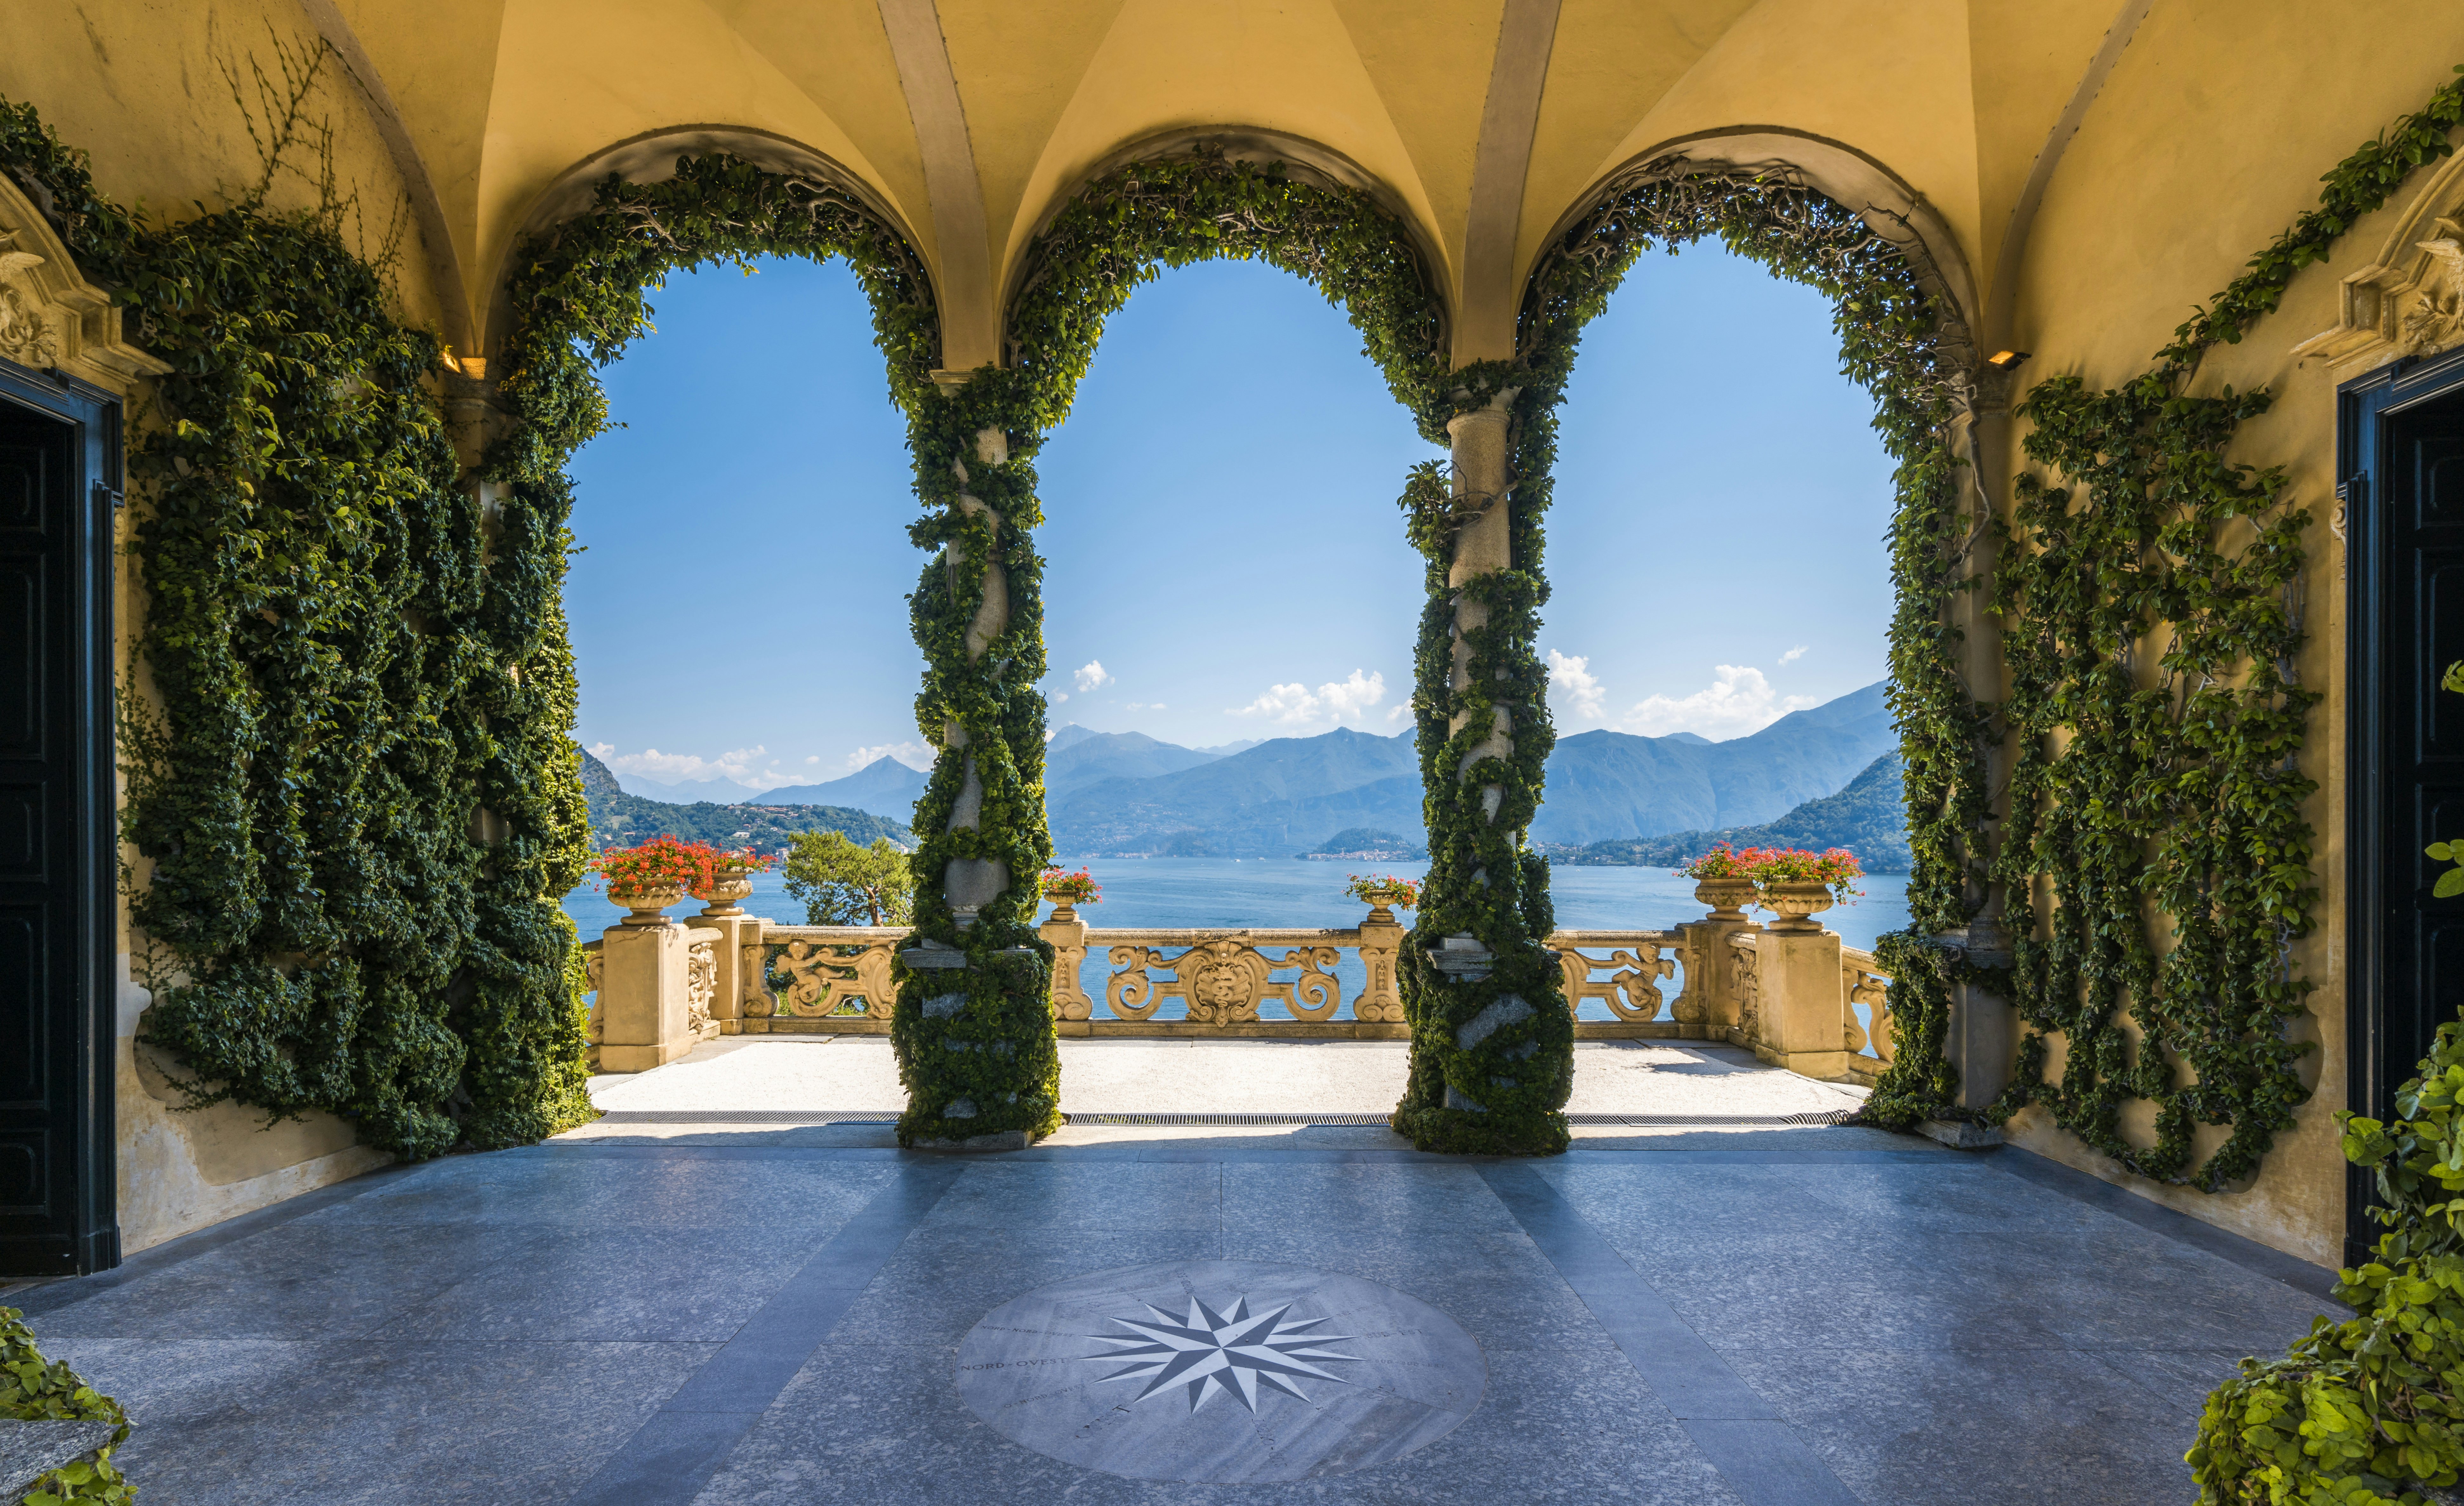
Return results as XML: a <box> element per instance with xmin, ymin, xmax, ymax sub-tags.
<box><xmin>0</xmin><ymin>378</ymin><xmax>116</xmax><ymax>1276</ymax></box>
<box><xmin>2348</xmin><ymin>348</ymin><xmax>2464</xmax><ymax>1264</ymax></box>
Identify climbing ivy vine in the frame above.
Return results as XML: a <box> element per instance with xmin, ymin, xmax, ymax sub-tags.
<box><xmin>2</xmin><ymin>51</ymin><xmax>594</xmax><ymax>1158</ymax></box>
<box><xmin>1990</xmin><ymin>64</ymin><xmax>2464</xmax><ymax>1192</ymax></box>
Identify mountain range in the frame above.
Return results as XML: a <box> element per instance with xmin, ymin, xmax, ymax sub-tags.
<box><xmin>579</xmin><ymin>748</ymin><xmax>911</xmax><ymax>853</ymax></box>
<box><xmin>1043</xmin><ymin>681</ymin><xmax>1899</xmax><ymax>859</ymax></box>
<box><xmin>1552</xmin><ymin>751</ymin><xmax>1912</xmax><ymax>872</ymax></box>
<box><xmin>584</xmin><ymin>680</ymin><xmax>1907</xmax><ymax>869</ymax></box>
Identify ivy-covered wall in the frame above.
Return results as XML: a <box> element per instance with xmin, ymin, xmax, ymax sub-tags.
<box><xmin>1</xmin><ymin>52</ymin><xmax>597</xmax><ymax>1168</ymax></box>
<box><xmin>1982</xmin><ymin>62</ymin><xmax>2464</xmax><ymax>1232</ymax></box>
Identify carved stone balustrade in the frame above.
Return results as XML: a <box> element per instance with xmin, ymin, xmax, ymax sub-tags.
<box><xmin>706</xmin><ymin>916</ymin><xmax>1697</xmax><ymax>1039</ymax></box>
<box><xmin>595</xmin><ymin>895</ymin><xmax>1887</xmax><ymax>1076</ymax></box>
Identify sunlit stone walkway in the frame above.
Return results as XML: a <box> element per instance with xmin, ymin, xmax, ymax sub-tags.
<box><xmin>577</xmin><ymin>1036</ymin><xmax>1872</xmax><ymax>1131</ymax></box>
<box><xmin>10</xmin><ymin>1041</ymin><xmax>2339</xmax><ymax>1504</ymax></box>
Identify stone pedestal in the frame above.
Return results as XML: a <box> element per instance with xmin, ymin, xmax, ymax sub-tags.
<box><xmin>1040</xmin><ymin>907</ymin><xmax>1092</xmax><ymax>1019</ymax></box>
<box><xmin>1355</xmin><ymin>909</ymin><xmax>1408</xmax><ymax>1023</ymax></box>
<box><xmin>596</xmin><ymin>921</ymin><xmax>724</xmax><ymax>1072</ymax></box>
<box><xmin>1752</xmin><ymin>927</ymin><xmax>1849</xmax><ymax>1079</ymax></box>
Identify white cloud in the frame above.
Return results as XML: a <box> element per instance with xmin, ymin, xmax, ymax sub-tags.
<box><xmin>1779</xmin><ymin>644</ymin><xmax>1809</xmax><ymax>664</ymax></box>
<box><xmin>845</xmin><ymin>741</ymin><xmax>935</xmax><ymax>772</ymax></box>
<box><xmin>1546</xmin><ymin>651</ymin><xmax>1607</xmax><ymax>723</ymax></box>
<box><xmin>1385</xmin><ymin>703</ymin><xmax>1411</xmax><ymax>726</ymax></box>
<box><xmin>1052</xmin><ymin>690</ymin><xmax>1069</xmax><ymax>704</ymax></box>
<box><xmin>1074</xmin><ymin>660</ymin><xmax>1113</xmax><ymax>692</ymax></box>
<box><xmin>1229</xmin><ymin>669</ymin><xmax>1387</xmax><ymax>727</ymax></box>
<box><xmin>1124</xmin><ymin>701</ymin><xmax>1168</xmax><ymax>712</ymax></box>
<box><xmin>805</xmin><ymin>755</ymin><xmax>821</xmax><ymax>765</ymax></box>
<box><xmin>590</xmin><ymin>743</ymin><xmax>787</xmax><ymax>789</ymax></box>
<box><xmin>1616</xmin><ymin>665</ymin><xmax>1818</xmax><ymax>740</ymax></box>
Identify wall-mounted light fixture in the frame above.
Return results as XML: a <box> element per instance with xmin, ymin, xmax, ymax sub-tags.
<box><xmin>1986</xmin><ymin>350</ymin><xmax>2032</xmax><ymax>369</ymax></box>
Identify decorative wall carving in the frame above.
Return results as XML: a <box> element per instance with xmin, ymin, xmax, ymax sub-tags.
<box><xmin>686</xmin><ymin>937</ymin><xmax>717</xmax><ymax>1037</ymax></box>
<box><xmin>1731</xmin><ymin>933</ymin><xmax>1761</xmax><ymax>1046</ymax></box>
<box><xmin>0</xmin><ymin>235</ymin><xmax>60</xmax><ymax>367</ymax></box>
<box><xmin>2293</xmin><ymin>151</ymin><xmax>2464</xmax><ymax>377</ymax></box>
<box><xmin>0</xmin><ymin>182</ymin><xmax>167</xmax><ymax>386</ymax></box>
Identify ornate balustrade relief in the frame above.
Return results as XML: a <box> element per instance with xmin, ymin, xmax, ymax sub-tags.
<box><xmin>1841</xmin><ymin>947</ymin><xmax>1897</xmax><ymax>1086</ymax></box>
<box><xmin>713</xmin><ymin>919</ymin><xmax>1698</xmax><ymax>1039</ymax></box>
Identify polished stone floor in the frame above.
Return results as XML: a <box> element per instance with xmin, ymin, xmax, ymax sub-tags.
<box><xmin>7</xmin><ymin>1046</ymin><xmax>2341</xmax><ymax>1504</ymax></box>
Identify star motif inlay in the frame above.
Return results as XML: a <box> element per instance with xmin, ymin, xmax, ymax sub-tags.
<box><xmin>1088</xmin><ymin>1294</ymin><xmax>1358</xmax><ymax>1414</ymax></box>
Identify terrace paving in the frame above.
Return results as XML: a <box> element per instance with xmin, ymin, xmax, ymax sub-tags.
<box><xmin>8</xmin><ymin>1039</ymin><xmax>2338</xmax><ymax>1504</ymax></box>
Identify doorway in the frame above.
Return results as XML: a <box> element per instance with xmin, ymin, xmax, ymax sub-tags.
<box><xmin>0</xmin><ymin>363</ymin><xmax>120</xmax><ymax>1276</ymax></box>
<box><xmin>2345</xmin><ymin>344</ymin><xmax>2464</xmax><ymax>1265</ymax></box>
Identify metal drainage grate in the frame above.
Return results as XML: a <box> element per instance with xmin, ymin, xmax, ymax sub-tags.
<box><xmin>590</xmin><ymin>1110</ymin><xmax>896</xmax><ymax>1124</ymax></box>
<box><xmin>585</xmin><ymin>1107</ymin><xmax>1861</xmax><ymax>1128</ymax></box>
<box><xmin>1065</xmin><ymin>1112</ymin><xmax>1391</xmax><ymax>1126</ymax></box>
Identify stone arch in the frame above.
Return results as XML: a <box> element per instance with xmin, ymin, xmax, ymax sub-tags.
<box><xmin>1007</xmin><ymin>126</ymin><xmax>1453</xmax><ymax>363</ymax></box>
<box><xmin>1528</xmin><ymin>126</ymin><xmax>1982</xmax><ymax>395</ymax></box>
<box><xmin>999</xmin><ymin>131</ymin><xmax>1455</xmax><ymax>434</ymax></box>
<box><xmin>1502</xmin><ymin>124</ymin><xmax>2001</xmax><ymax>1123</ymax></box>
<box><xmin>479</xmin><ymin>124</ymin><xmax>938</xmax><ymax>371</ymax></box>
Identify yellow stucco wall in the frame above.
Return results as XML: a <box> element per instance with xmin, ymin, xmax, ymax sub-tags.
<box><xmin>1983</xmin><ymin>5</ymin><xmax>2463</xmax><ymax>1266</ymax></box>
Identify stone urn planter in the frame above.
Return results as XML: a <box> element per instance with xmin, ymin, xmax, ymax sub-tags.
<box><xmin>1760</xmin><ymin>880</ymin><xmax>1836</xmax><ymax>933</ymax></box>
<box><xmin>608</xmin><ymin>882</ymin><xmax>685</xmax><ymax>926</ymax></box>
<box><xmin>1693</xmin><ymin>877</ymin><xmax>1758</xmax><ymax>922</ymax></box>
<box><xmin>1356</xmin><ymin>886</ymin><xmax>1415</xmax><ymax>927</ymax></box>
<box><xmin>1040</xmin><ymin>869</ymin><xmax>1100</xmax><ymax>924</ymax></box>
<box><xmin>690</xmin><ymin>867</ymin><xmax>756</xmax><ymax>917</ymax></box>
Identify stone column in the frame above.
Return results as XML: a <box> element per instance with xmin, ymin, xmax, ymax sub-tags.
<box><xmin>1445</xmin><ymin>394</ymin><xmax>1516</xmax><ymax>794</ymax></box>
<box><xmin>1393</xmin><ymin>386</ymin><xmax>1573</xmax><ymax>1154</ymax></box>
<box><xmin>892</xmin><ymin>371</ymin><xmax>1060</xmax><ymax>1150</ymax></box>
<box><xmin>940</xmin><ymin>418</ymin><xmax>1011</xmax><ymax>928</ymax></box>
<box><xmin>1940</xmin><ymin>392</ymin><xmax>2018</xmax><ymax>1109</ymax></box>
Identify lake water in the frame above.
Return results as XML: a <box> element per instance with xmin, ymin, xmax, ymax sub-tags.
<box><xmin>562</xmin><ymin>858</ymin><xmax>1909</xmax><ymax>1024</ymax></box>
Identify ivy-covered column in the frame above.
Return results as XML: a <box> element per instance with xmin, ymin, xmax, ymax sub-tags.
<box><xmin>1391</xmin><ymin>389</ymin><xmax>1573</xmax><ymax>1155</ymax></box>
<box><xmin>891</xmin><ymin>371</ymin><xmax>1061</xmax><ymax>1148</ymax></box>
<box><xmin>1934</xmin><ymin>390</ymin><xmax>2018</xmax><ymax>1112</ymax></box>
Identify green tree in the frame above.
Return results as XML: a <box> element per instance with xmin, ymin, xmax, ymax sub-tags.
<box><xmin>782</xmin><ymin>831</ymin><xmax>915</xmax><ymax>926</ymax></box>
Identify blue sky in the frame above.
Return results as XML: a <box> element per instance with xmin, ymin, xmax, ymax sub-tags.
<box><xmin>566</xmin><ymin>246</ymin><xmax>1894</xmax><ymax>795</ymax></box>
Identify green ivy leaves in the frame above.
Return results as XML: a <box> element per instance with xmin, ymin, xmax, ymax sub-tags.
<box><xmin>3</xmin><ymin>1306</ymin><xmax>134</xmax><ymax>1505</ymax></box>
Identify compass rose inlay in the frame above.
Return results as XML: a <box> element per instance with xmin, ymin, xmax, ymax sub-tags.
<box><xmin>1089</xmin><ymin>1294</ymin><xmax>1357</xmax><ymax>1413</ymax></box>
<box><xmin>956</xmin><ymin>1258</ymin><xmax>1485</xmax><ymax>1484</ymax></box>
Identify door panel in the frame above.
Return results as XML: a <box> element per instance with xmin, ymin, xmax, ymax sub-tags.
<box><xmin>0</xmin><ymin>387</ymin><xmax>111</xmax><ymax>1274</ymax></box>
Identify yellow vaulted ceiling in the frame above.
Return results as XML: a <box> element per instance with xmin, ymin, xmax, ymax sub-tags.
<box><xmin>256</xmin><ymin>0</ymin><xmax>2447</xmax><ymax>368</ymax></box>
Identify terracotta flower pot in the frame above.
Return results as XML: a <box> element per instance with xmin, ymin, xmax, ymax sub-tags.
<box><xmin>609</xmin><ymin>882</ymin><xmax>685</xmax><ymax>926</ymax></box>
<box><xmin>1693</xmin><ymin>877</ymin><xmax>1757</xmax><ymax>922</ymax></box>
<box><xmin>1761</xmin><ymin>880</ymin><xmax>1836</xmax><ymax>933</ymax></box>
<box><xmin>690</xmin><ymin>868</ymin><xmax>756</xmax><ymax>917</ymax></box>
